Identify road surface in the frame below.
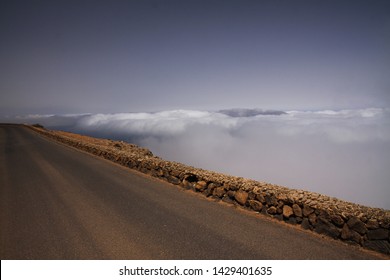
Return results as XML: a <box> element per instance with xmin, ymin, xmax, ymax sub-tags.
<box><xmin>0</xmin><ymin>125</ymin><xmax>385</xmax><ymax>259</ymax></box>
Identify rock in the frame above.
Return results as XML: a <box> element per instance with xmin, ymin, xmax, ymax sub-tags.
<box><xmin>341</xmin><ymin>224</ymin><xmax>363</xmax><ymax>244</ymax></box>
<box><xmin>367</xmin><ymin>229</ymin><xmax>388</xmax><ymax>240</ymax></box>
<box><xmin>267</xmin><ymin>206</ymin><xmax>277</xmax><ymax>215</ymax></box>
<box><xmin>170</xmin><ymin>169</ymin><xmax>182</xmax><ymax>178</ymax></box>
<box><xmin>274</xmin><ymin>214</ymin><xmax>283</xmax><ymax>221</ymax></box>
<box><xmin>286</xmin><ymin>193</ymin><xmax>296</xmax><ymax>204</ymax></box>
<box><xmin>248</xmin><ymin>191</ymin><xmax>256</xmax><ymax>200</ymax></box>
<box><xmin>314</xmin><ymin>217</ymin><xmax>341</xmax><ymax>239</ymax></box>
<box><xmin>364</xmin><ymin>240</ymin><xmax>390</xmax><ymax>255</ymax></box>
<box><xmin>248</xmin><ymin>200</ymin><xmax>263</xmax><ymax>212</ymax></box>
<box><xmin>222</xmin><ymin>196</ymin><xmax>234</xmax><ymax>204</ymax></box>
<box><xmin>302</xmin><ymin>204</ymin><xmax>314</xmax><ymax>217</ymax></box>
<box><xmin>330</xmin><ymin>215</ymin><xmax>344</xmax><ymax>227</ymax></box>
<box><xmin>317</xmin><ymin>209</ymin><xmax>330</xmax><ymax>219</ymax></box>
<box><xmin>380</xmin><ymin>219</ymin><xmax>390</xmax><ymax>229</ymax></box>
<box><xmin>167</xmin><ymin>175</ymin><xmax>180</xmax><ymax>185</ymax></box>
<box><xmin>226</xmin><ymin>184</ymin><xmax>238</xmax><ymax>191</ymax></box>
<box><xmin>256</xmin><ymin>194</ymin><xmax>266</xmax><ymax>203</ymax></box>
<box><xmin>227</xmin><ymin>190</ymin><xmax>235</xmax><ymax>199</ymax></box>
<box><xmin>156</xmin><ymin>169</ymin><xmax>164</xmax><ymax>177</ymax></box>
<box><xmin>182</xmin><ymin>179</ymin><xmax>193</xmax><ymax>188</ymax></box>
<box><xmin>308</xmin><ymin>213</ymin><xmax>317</xmax><ymax>225</ymax></box>
<box><xmin>194</xmin><ymin>181</ymin><xmax>207</xmax><ymax>191</ymax></box>
<box><xmin>213</xmin><ymin>187</ymin><xmax>226</xmax><ymax>198</ymax></box>
<box><xmin>347</xmin><ymin>217</ymin><xmax>367</xmax><ymax>235</ymax></box>
<box><xmin>301</xmin><ymin>218</ymin><xmax>311</xmax><ymax>230</ymax></box>
<box><xmin>283</xmin><ymin>205</ymin><xmax>294</xmax><ymax>218</ymax></box>
<box><xmin>203</xmin><ymin>183</ymin><xmax>220</xmax><ymax>196</ymax></box>
<box><xmin>265</xmin><ymin>195</ymin><xmax>278</xmax><ymax>206</ymax></box>
<box><xmin>357</xmin><ymin>213</ymin><xmax>367</xmax><ymax>223</ymax></box>
<box><xmin>286</xmin><ymin>217</ymin><xmax>298</xmax><ymax>225</ymax></box>
<box><xmin>341</xmin><ymin>224</ymin><xmax>349</xmax><ymax>240</ymax></box>
<box><xmin>276</xmin><ymin>202</ymin><xmax>284</xmax><ymax>214</ymax></box>
<box><xmin>235</xmin><ymin>190</ymin><xmax>249</xmax><ymax>206</ymax></box>
<box><xmin>292</xmin><ymin>204</ymin><xmax>303</xmax><ymax>217</ymax></box>
<box><xmin>277</xmin><ymin>193</ymin><xmax>288</xmax><ymax>201</ymax></box>
<box><xmin>366</xmin><ymin>219</ymin><xmax>379</xmax><ymax>230</ymax></box>
<box><xmin>203</xmin><ymin>187</ymin><xmax>213</xmax><ymax>197</ymax></box>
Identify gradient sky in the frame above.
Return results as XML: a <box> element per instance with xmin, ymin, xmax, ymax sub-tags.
<box><xmin>1</xmin><ymin>0</ymin><xmax>390</xmax><ymax>115</ymax></box>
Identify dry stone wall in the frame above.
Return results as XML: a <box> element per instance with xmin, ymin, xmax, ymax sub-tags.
<box><xmin>29</xmin><ymin>125</ymin><xmax>390</xmax><ymax>255</ymax></box>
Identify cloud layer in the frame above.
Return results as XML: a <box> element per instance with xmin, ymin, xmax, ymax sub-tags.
<box><xmin>4</xmin><ymin>108</ymin><xmax>390</xmax><ymax>209</ymax></box>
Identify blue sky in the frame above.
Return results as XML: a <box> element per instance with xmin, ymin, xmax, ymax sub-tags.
<box><xmin>1</xmin><ymin>0</ymin><xmax>389</xmax><ymax>115</ymax></box>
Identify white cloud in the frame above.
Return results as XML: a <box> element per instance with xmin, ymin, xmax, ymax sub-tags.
<box><xmin>71</xmin><ymin>110</ymin><xmax>240</xmax><ymax>139</ymax></box>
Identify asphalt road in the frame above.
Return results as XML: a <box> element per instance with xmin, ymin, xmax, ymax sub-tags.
<box><xmin>0</xmin><ymin>124</ymin><xmax>385</xmax><ymax>259</ymax></box>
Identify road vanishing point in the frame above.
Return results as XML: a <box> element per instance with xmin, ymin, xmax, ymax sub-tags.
<box><xmin>0</xmin><ymin>124</ymin><xmax>386</xmax><ymax>259</ymax></box>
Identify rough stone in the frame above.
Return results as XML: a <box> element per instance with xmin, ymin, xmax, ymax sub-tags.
<box><xmin>203</xmin><ymin>187</ymin><xmax>213</xmax><ymax>197</ymax></box>
<box><xmin>341</xmin><ymin>224</ymin><xmax>363</xmax><ymax>244</ymax></box>
<box><xmin>357</xmin><ymin>213</ymin><xmax>367</xmax><ymax>223</ymax></box>
<box><xmin>318</xmin><ymin>209</ymin><xmax>330</xmax><ymax>219</ymax></box>
<box><xmin>194</xmin><ymin>180</ymin><xmax>207</xmax><ymax>191</ymax></box>
<box><xmin>292</xmin><ymin>204</ymin><xmax>303</xmax><ymax>217</ymax></box>
<box><xmin>227</xmin><ymin>184</ymin><xmax>238</xmax><ymax>191</ymax></box>
<box><xmin>265</xmin><ymin>195</ymin><xmax>278</xmax><ymax>206</ymax></box>
<box><xmin>213</xmin><ymin>187</ymin><xmax>226</xmax><ymax>198</ymax></box>
<box><xmin>167</xmin><ymin>175</ymin><xmax>180</xmax><ymax>185</ymax></box>
<box><xmin>274</xmin><ymin>214</ymin><xmax>284</xmax><ymax>221</ymax></box>
<box><xmin>267</xmin><ymin>206</ymin><xmax>277</xmax><ymax>215</ymax></box>
<box><xmin>225</xmin><ymin>190</ymin><xmax>233</xmax><ymax>198</ymax></box>
<box><xmin>277</xmin><ymin>193</ymin><xmax>288</xmax><ymax>201</ymax></box>
<box><xmin>330</xmin><ymin>215</ymin><xmax>345</xmax><ymax>227</ymax></box>
<box><xmin>222</xmin><ymin>196</ymin><xmax>234</xmax><ymax>204</ymax></box>
<box><xmin>364</xmin><ymin>240</ymin><xmax>390</xmax><ymax>255</ymax></box>
<box><xmin>366</xmin><ymin>219</ymin><xmax>379</xmax><ymax>230</ymax></box>
<box><xmin>301</xmin><ymin>218</ymin><xmax>311</xmax><ymax>230</ymax></box>
<box><xmin>283</xmin><ymin>205</ymin><xmax>294</xmax><ymax>218</ymax></box>
<box><xmin>380</xmin><ymin>219</ymin><xmax>390</xmax><ymax>229</ymax></box>
<box><xmin>347</xmin><ymin>216</ymin><xmax>367</xmax><ymax>235</ymax></box>
<box><xmin>314</xmin><ymin>217</ymin><xmax>341</xmax><ymax>239</ymax></box>
<box><xmin>367</xmin><ymin>229</ymin><xmax>388</xmax><ymax>240</ymax></box>
<box><xmin>235</xmin><ymin>190</ymin><xmax>249</xmax><ymax>206</ymax></box>
<box><xmin>248</xmin><ymin>200</ymin><xmax>263</xmax><ymax>212</ymax></box>
<box><xmin>256</xmin><ymin>194</ymin><xmax>266</xmax><ymax>204</ymax></box>
<box><xmin>286</xmin><ymin>217</ymin><xmax>297</xmax><ymax>225</ymax></box>
<box><xmin>308</xmin><ymin>213</ymin><xmax>317</xmax><ymax>225</ymax></box>
<box><xmin>182</xmin><ymin>180</ymin><xmax>193</xmax><ymax>188</ymax></box>
<box><xmin>207</xmin><ymin>182</ymin><xmax>219</xmax><ymax>190</ymax></box>
<box><xmin>302</xmin><ymin>204</ymin><xmax>314</xmax><ymax>217</ymax></box>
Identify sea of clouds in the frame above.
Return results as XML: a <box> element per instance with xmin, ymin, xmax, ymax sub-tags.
<box><xmin>3</xmin><ymin>107</ymin><xmax>390</xmax><ymax>209</ymax></box>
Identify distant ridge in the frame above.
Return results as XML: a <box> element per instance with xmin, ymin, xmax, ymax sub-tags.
<box><xmin>218</xmin><ymin>108</ymin><xmax>286</xmax><ymax>117</ymax></box>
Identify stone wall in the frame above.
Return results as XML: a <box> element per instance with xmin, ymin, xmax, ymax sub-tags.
<box><xmin>28</xmin><ymin>125</ymin><xmax>390</xmax><ymax>255</ymax></box>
